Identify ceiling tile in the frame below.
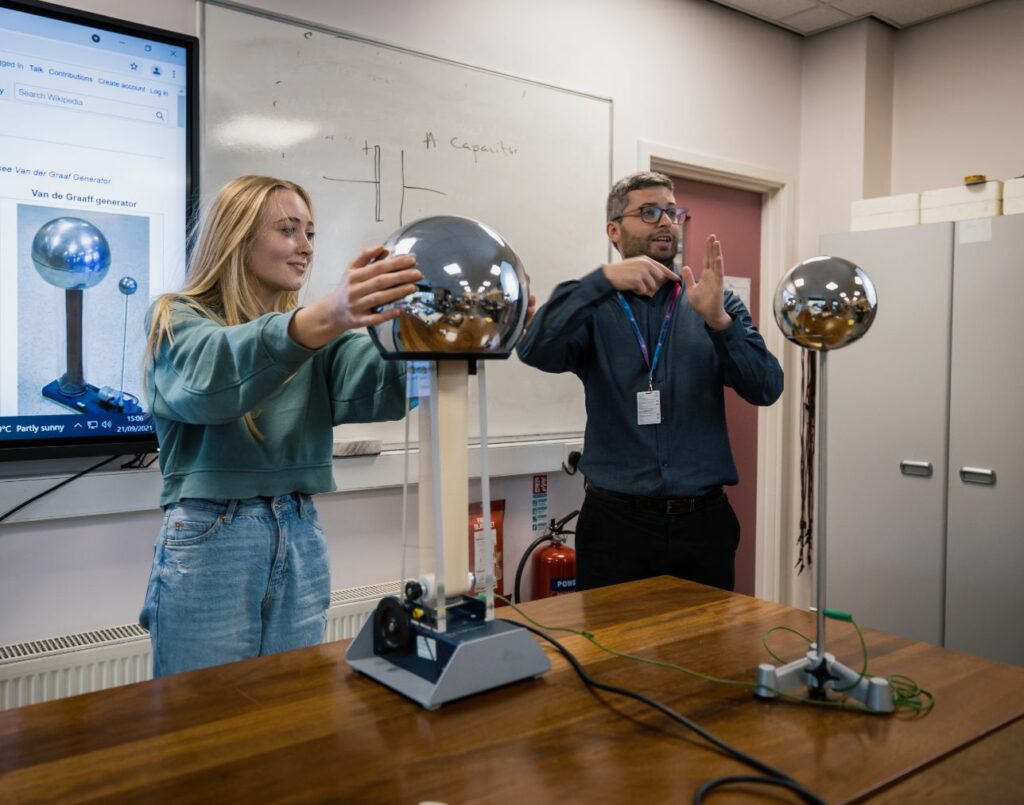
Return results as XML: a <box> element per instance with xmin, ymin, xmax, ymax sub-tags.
<box><xmin>719</xmin><ymin>0</ymin><xmax>819</xmax><ymax>20</ymax></box>
<box><xmin>831</xmin><ymin>0</ymin><xmax>991</xmax><ymax>27</ymax></box>
<box><xmin>783</xmin><ymin>3</ymin><xmax>857</xmax><ymax>33</ymax></box>
<box><xmin>709</xmin><ymin>0</ymin><xmax>996</xmax><ymax>35</ymax></box>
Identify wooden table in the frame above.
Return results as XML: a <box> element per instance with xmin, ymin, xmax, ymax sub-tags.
<box><xmin>2</xmin><ymin>577</ymin><xmax>1022</xmax><ymax>803</ymax></box>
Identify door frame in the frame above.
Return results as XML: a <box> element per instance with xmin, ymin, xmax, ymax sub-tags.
<box><xmin>638</xmin><ymin>141</ymin><xmax>799</xmax><ymax>604</ymax></box>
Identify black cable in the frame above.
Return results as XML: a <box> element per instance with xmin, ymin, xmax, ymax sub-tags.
<box><xmin>513</xmin><ymin>620</ymin><xmax>826</xmax><ymax>805</ymax></box>
<box><xmin>513</xmin><ymin>533</ymin><xmax>553</xmax><ymax>604</ymax></box>
<box><xmin>0</xmin><ymin>455</ymin><xmax>120</xmax><ymax>525</ymax></box>
<box><xmin>696</xmin><ymin>774</ymin><xmax>819</xmax><ymax>801</ymax></box>
<box><xmin>119</xmin><ymin>452</ymin><xmax>159</xmax><ymax>470</ymax></box>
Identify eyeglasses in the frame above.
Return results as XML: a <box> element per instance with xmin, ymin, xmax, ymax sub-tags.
<box><xmin>612</xmin><ymin>205</ymin><xmax>687</xmax><ymax>225</ymax></box>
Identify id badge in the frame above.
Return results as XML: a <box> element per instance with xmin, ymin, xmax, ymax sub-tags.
<box><xmin>637</xmin><ymin>390</ymin><xmax>661</xmax><ymax>425</ymax></box>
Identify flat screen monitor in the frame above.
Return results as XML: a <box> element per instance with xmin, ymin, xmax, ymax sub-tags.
<box><xmin>0</xmin><ymin>0</ymin><xmax>198</xmax><ymax>460</ymax></box>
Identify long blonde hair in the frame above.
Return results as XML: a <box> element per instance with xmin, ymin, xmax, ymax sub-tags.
<box><xmin>147</xmin><ymin>175</ymin><xmax>315</xmax><ymax>437</ymax></box>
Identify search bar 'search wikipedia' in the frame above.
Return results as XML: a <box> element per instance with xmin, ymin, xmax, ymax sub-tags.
<box><xmin>13</xmin><ymin>83</ymin><xmax>169</xmax><ymax>125</ymax></box>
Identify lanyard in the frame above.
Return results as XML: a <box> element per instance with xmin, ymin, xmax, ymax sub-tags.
<box><xmin>615</xmin><ymin>283</ymin><xmax>682</xmax><ymax>391</ymax></box>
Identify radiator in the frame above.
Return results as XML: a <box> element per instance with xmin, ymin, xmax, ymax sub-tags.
<box><xmin>0</xmin><ymin>580</ymin><xmax>399</xmax><ymax>711</ymax></box>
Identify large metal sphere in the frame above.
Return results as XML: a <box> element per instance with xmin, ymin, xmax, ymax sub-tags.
<box><xmin>31</xmin><ymin>217</ymin><xmax>111</xmax><ymax>290</ymax></box>
<box><xmin>773</xmin><ymin>256</ymin><xmax>878</xmax><ymax>351</ymax></box>
<box><xmin>367</xmin><ymin>216</ymin><xmax>528</xmax><ymax>359</ymax></box>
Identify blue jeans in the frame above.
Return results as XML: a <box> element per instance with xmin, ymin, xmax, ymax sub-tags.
<box><xmin>139</xmin><ymin>494</ymin><xmax>330</xmax><ymax>678</ymax></box>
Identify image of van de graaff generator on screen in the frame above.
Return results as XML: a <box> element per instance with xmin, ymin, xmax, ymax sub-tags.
<box><xmin>31</xmin><ymin>217</ymin><xmax>143</xmax><ymax>415</ymax></box>
<box><xmin>367</xmin><ymin>216</ymin><xmax>529</xmax><ymax>360</ymax></box>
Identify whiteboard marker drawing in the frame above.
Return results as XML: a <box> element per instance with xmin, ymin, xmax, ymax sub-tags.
<box><xmin>324</xmin><ymin>146</ymin><xmax>446</xmax><ymax>225</ymax></box>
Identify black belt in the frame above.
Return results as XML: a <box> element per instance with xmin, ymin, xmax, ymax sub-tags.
<box><xmin>585</xmin><ymin>482</ymin><xmax>725</xmax><ymax>515</ymax></box>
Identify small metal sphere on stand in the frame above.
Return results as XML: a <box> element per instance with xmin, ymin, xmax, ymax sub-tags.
<box><xmin>756</xmin><ymin>255</ymin><xmax>893</xmax><ymax>712</ymax></box>
<box><xmin>773</xmin><ymin>255</ymin><xmax>878</xmax><ymax>351</ymax></box>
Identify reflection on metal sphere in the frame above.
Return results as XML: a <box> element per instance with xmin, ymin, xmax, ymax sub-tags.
<box><xmin>773</xmin><ymin>256</ymin><xmax>878</xmax><ymax>351</ymax></box>
<box><xmin>118</xmin><ymin>276</ymin><xmax>138</xmax><ymax>295</ymax></box>
<box><xmin>367</xmin><ymin>216</ymin><xmax>528</xmax><ymax>359</ymax></box>
<box><xmin>31</xmin><ymin>217</ymin><xmax>112</xmax><ymax>290</ymax></box>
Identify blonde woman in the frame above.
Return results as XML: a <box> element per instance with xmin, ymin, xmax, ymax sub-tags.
<box><xmin>140</xmin><ymin>175</ymin><xmax>421</xmax><ymax>677</ymax></box>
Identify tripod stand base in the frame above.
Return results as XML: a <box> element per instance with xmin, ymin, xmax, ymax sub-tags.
<box><xmin>754</xmin><ymin>647</ymin><xmax>894</xmax><ymax>713</ymax></box>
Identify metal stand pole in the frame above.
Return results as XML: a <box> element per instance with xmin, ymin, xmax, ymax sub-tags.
<box><xmin>813</xmin><ymin>349</ymin><xmax>828</xmax><ymax>670</ymax></box>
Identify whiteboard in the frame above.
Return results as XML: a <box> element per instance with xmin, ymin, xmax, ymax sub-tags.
<box><xmin>200</xmin><ymin>1</ymin><xmax>611</xmax><ymax>447</ymax></box>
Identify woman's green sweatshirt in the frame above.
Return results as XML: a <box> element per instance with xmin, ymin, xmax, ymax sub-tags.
<box><xmin>147</xmin><ymin>301</ymin><xmax>405</xmax><ymax>506</ymax></box>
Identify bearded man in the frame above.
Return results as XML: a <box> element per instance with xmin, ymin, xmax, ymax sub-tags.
<box><xmin>516</xmin><ymin>171</ymin><xmax>783</xmax><ymax>592</ymax></box>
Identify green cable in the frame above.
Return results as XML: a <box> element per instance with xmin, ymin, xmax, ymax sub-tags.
<box><xmin>496</xmin><ymin>595</ymin><xmax>880</xmax><ymax>712</ymax></box>
<box><xmin>890</xmin><ymin>674</ymin><xmax>935</xmax><ymax>713</ymax></box>
<box><xmin>762</xmin><ymin>613</ymin><xmax>867</xmax><ymax>693</ymax></box>
<box><xmin>763</xmin><ymin>611</ymin><xmax>933</xmax><ymax>712</ymax></box>
<box><xmin>497</xmin><ymin>595</ymin><xmax>933</xmax><ymax>714</ymax></box>
<box><xmin>762</xmin><ymin>625</ymin><xmax>813</xmax><ymax>664</ymax></box>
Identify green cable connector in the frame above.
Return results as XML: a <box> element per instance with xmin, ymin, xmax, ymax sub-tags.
<box><xmin>824</xmin><ymin>608</ymin><xmax>853</xmax><ymax>622</ymax></box>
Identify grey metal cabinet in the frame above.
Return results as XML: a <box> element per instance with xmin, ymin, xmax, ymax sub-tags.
<box><xmin>820</xmin><ymin>217</ymin><xmax>1022</xmax><ymax>665</ymax></box>
<box><xmin>944</xmin><ymin>216</ymin><xmax>1024</xmax><ymax>665</ymax></box>
<box><xmin>821</xmin><ymin>223</ymin><xmax>953</xmax><ymax>647</ymax></box>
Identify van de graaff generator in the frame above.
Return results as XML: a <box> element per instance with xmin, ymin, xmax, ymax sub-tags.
<box><xmin>346</xmin><ymin>215</ymin><xmax>550</xmax><ymax>710</ymax></box>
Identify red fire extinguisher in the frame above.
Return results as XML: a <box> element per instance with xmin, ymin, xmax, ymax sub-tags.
<box><xmin>532</xmin><ymin>532</ymin><xmax>576</xmax><ymax>600</ymax></box>
<box><xmin>513</xmin><ymin>510</ymin><xmax>578</xmax><ymax>603</ymax></box>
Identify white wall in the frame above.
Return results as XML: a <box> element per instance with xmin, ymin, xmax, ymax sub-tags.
<box><xmin>862</xmin><ymin>21</ymin><xmax>895</xmax><ymax>198</ymax></box>
<box><xmin>891</xmin><ymin>0</ymin><xmax>1024</xmax><ymax>193</ymax></box>
<box><xmin>4</xmin><ymin>0</ymin><xmax>1023</xmax><ymax>644</ymax></box>
<box><xmin>797</xmin><ymin>21</ymin><xmax>873</xmax><ymax>264</ymax></box>
<box><xmin>44</xmin><ymin>0</ymin><xmax>193</xmax><ymax>38</ymax></box>
<box><xmin>795</xmin><ymin>0</ymin><xmax>1023</xmax><ymax>252</ymax></box>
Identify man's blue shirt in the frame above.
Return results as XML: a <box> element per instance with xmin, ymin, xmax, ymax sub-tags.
<box><xmin>516</xmin><ymin>268</ymin><xmax>783</xmax><ymax>497</ymax></box>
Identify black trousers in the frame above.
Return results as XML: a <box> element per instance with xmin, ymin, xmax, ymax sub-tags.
<box><xmin>575</xmin><ymin>486</ymin><xmax>740</xmax><ymax>593</ymax></box>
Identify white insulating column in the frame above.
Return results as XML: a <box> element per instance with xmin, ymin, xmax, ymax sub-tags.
<box><xmin>418</xmin><ymin>360</ymin><xmax>470</xmax><ymax>602</ymax></box>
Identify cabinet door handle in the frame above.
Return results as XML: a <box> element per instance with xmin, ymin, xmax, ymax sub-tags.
<box><xmin>960</xmin><ymin>467</ymin><xmax>996</xmax><ymax>485</ymax></box>
<box><xmin>900</xmin><ymin>460</ymin><xmax>933</xmax><ymax>477</ymax></box>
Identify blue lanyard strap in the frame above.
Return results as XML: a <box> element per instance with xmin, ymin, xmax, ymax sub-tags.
<box><xmin>615</xmin><ymin>283</ymin><xmax>682</xmax><ymax>390</ymax></box>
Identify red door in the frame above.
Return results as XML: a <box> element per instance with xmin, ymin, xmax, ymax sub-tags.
<box><xmin>672</xmin><ymin>177</ymin><xmax>763</xmax><ymax>596</ymax></box>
